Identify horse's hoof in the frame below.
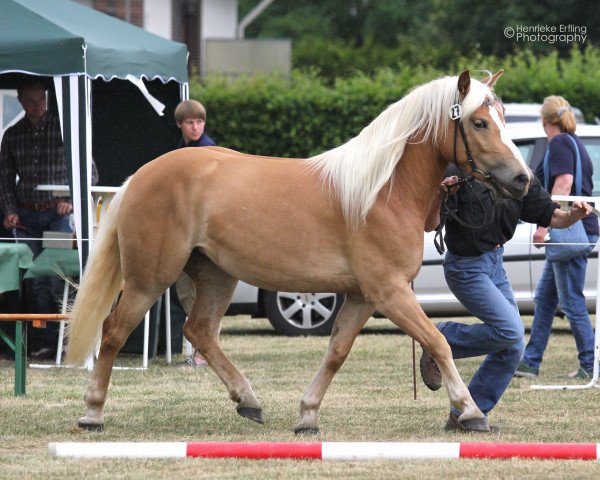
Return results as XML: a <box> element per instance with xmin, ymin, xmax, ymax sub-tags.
<box><xmin>293</xmin><ymin>426</ymin><xmax>320</xmax><ymax>435</ymax></box>
<box><xmin>236</xmin><ymin>406</ymin><xmax>264</xmax><ymax>424</ymax></box>
<box><xmin>77</xmin><ymin>421</ymin><xmax>104</xmax><ymax>432</ymax></box>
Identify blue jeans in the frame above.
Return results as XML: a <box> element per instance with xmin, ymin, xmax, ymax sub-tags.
<box><xmin>16</xmin><ymin>208</ymin><xmax>72</xmax><ymax>348</ymax></box>
<box><xmin>442</xmin><ymin>247</ymin><xmax>524</xmax><ymax>415</ymax></box>
<box><xmin>15</xmin><ymin>207</ymin><xmax>72</xmax><ymax>257</ymax></box>
<box><xmin>521</xmin><ymin>234</ymin><xmax>598</xmax><ymax>372</ymax></box>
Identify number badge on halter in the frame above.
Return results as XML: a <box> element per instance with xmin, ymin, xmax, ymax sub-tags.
<box><xmin>449</xmin><ymin>103</ymin><xmax>462</xmax><ymax>120</ymax></box>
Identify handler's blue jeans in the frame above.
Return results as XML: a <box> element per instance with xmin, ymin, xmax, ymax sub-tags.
<box><xmin>442</xmin><ymin>246</ymin><xmax>524</xmax><ymax>416</ymax></box>
<box><xmin>16</xmin><ymin>208</ymin><xmax>72</xmax><ymax>348</ymax></box>
<box><xmin>521</xmin><ymin>234</ymin><xmax>598</xmax><ymax>372</ymax></box>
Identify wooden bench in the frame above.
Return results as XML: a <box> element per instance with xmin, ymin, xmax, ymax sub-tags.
<box><xmin>0</xmin><ymin>313</ymin><xmax>68</xmax><ymax>395</ymax></box>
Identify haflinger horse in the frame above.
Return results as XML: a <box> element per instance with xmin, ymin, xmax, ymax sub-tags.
<box><xmin>66</xmin><ymin>70</ymin><xmax>531</xmax><ymax>434</ymax></box>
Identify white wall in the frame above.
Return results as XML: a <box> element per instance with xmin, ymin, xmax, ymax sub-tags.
<box><xmin>205</xmin><ymin>39</ymin><xmax>291</xmax><ymax>77</ymax></box>
<box><xmin>143</xmin><ymin>0</ymin><xmax>173</xmax><ymax>40</ymax></box>
<box><xmin>202</xmin><ymin>0</ymin><xmax>237</xmax><ymax>39</ymax></box>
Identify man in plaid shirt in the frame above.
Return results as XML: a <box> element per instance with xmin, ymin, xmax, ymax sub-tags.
<box><xmin>0</xmin><ymin>78</ymin><xmax>97</xmax><ymax>358</ymax></box>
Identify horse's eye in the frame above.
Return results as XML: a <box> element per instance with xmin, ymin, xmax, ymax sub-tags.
<box><xmin>473</xmin><ymin>119</ymin><xmax>488</xmax><ymax>129</ymax></box>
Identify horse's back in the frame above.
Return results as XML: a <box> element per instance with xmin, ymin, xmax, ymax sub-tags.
<box><xmin>118</xmin><ymin>147</ymin><xmax>355</xmax><ymax>293</ymax></box>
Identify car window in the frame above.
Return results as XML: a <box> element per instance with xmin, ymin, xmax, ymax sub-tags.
<box><xmin>505</xmin><ymin>115</ymin><xmax>539</xmax><ymax>123</ymax></box>
<box><xmin>581</xmin><ymin>138</ymin><xmax>600</xmax><ymax>196</ymax></box>
<box><xmin>514</xmin><ymin>140</ymin><xmax>536</xmax><ymax>167</ymax></box>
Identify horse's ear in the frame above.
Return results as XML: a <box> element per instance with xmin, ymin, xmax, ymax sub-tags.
<box><xmin>457</xmin><ymin>70</ymin><xmax>470</xmax><ymax>98</ymax></box>
<box><xmin>482</xmin><ymin>70</ymin><xmax>504</xmax><ymax>88</ymax></box>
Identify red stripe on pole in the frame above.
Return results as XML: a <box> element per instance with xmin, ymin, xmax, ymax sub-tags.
<box><xmin>186</xmin><ymin>442</ymin><xmax>323</xmax><ymax>459</ymax></box>
<box><xmin>460</xmin><ymin>442</ymin><xmax>597</xmax><ymax>460</ymax></box>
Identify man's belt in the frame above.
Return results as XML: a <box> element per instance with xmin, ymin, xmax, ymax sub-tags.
<box><xmin>18</xmin><ymin>199</ymin><xmax>62</xmax><ymax>212</ymax></box>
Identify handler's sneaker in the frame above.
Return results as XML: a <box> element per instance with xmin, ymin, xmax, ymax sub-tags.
<box><xmin>566</xmin><ymin>367</ymin><xmax>593</xmax><ymax>379</ymax></box>
<box><xmin>444</xmin><ymin>412</ymin><xmax>500</xmax><ymax>433</ymax></box>
<box><xmin>514</xmin><ymin>360</ymin><xmax>539</xmax><ymax>379</ymax></box>
<box><xmin>419</xmin><ymin>347</ymin><xmax>442</xmax><ymax>391</ymax></box>
<box><xmin>173</xmin><ymin>355</ymin><xmax>208</xmax><ymax>368</ymax></box>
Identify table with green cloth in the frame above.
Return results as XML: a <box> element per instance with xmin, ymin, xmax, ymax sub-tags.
<box><xmin>0</xmin><ymin>243</ymin><xmax>33</xmax><ymax>395</ymax></box>
<box><xmin>1</xmin><ymin>247</ymin><xmax>79</xmax><ymax>395</ymax></box>
<box><xmin>24</xmin><ymin>247</ymin><xmax>80</xmax><ymax>279</ymax></box>
<box><xmin>0</xmin><ymin>243</ymin><xmax>34</xmax><ymax>294</ymax></box>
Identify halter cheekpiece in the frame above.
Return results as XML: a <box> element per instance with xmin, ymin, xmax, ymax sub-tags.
<box><xmin>449</xmin><ymin>96</ymin><xmax>492</xmax><ymax>182</ymax></box>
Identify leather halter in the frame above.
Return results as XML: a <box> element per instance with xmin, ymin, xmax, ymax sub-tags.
<box><xmin>451</xmin><ymin>97</ymin><xmax>492</xmax><ymax>182</ymax></box>
<box><xmin>433</xmin><ymin>97</ymin><xmax>497</xmax><ymax>254</ymax></box>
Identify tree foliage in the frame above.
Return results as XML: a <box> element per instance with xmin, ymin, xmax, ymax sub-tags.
<box><xmin>192</xmin><ymin>47</ymin><xmax>600</xmax><ymax>158</ymax></box>
<box><xmin>239</xmin><ymin>0</ymin><xmax>599</xmax><ymax>77</ymax></box>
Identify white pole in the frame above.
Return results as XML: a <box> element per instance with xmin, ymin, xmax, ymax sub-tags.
<box><xmin>49</xmin><ymin>442</ymin><xmax>187</xmax><ymax>458</ymax></box>
<box><xmin>54</xmin><ymin>281</ymin><xmax>70</xmax><ymax>365</ymax></box>
<box><xmin>165</xmin><ymin>289</ymin><xmax>172</xmax><ymax>364</ymax></box>
<box><xmin>237</xmin><ymin>0</ymin><xmax>276</xmax><ymax>38</ymax></box>
<box><xmin>142</xmin><ymin>311</ymin><xmax>149</xmax><ymax>369</ymax></box>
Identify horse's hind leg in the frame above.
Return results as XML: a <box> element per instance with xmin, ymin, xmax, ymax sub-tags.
<box><xmin>182</xmin><ymin>253</ymin><xmax>264</xmax><ymax>423</ymax></box>
<box><xmin>77</xmin><ymin>286</ymin><xmax>157</xmax><ymax>430</ymax></box>
<box><xmin>294</xmin><ymin>295</ymin><xmax>374</xmax><ymax>434</ymax></box>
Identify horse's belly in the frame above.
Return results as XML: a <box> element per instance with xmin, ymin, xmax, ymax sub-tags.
<box><xmin>200</xmin><ymin>244</ymin><xmax>358</xmax><ymax>295</ymax></box>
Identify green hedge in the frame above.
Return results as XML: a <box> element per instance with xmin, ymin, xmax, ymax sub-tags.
<box><xmin>191</xmin><ymin>47</ymin><xmax>600</xmax><ymax>158</ymax></box>
<box><xmin>454</xmin><ymin>46</ymin><xmax>600</xmax><ymax>119</ymax></box>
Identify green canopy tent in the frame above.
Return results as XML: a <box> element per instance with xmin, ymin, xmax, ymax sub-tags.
<box><xmin>0</xmin><ymin>0</ymin><xmax>189</xmax><ymax>266</ymax></box>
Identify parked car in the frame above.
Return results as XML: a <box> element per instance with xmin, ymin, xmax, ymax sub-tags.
<box><xmin>228</xmin><ymin>120</ymin><xmax>600</xmax><ymax>336</ymax></box>
<box><xmin>503</xmin><ymin>103</ymin><xmax>585</xmax><ymax>124</ymax></box>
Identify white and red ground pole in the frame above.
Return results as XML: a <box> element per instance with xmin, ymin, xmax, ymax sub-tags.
<box><xmin>48</xmin><ymin>441</ymin><xmax>600</xmax><ymax>460</ymax></box>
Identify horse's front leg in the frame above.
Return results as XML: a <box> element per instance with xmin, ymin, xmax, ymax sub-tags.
<box><xmin>373</xmin><ymin>281</ymin><xmax>484</xmax><ymax>424</ymax></box>
<box><xmin>294</xmin><ymin>295</ymin><xmax>373</xmax><ymax>434</ymax></box>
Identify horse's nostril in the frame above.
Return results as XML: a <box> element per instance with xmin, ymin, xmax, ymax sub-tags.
<box><xmin>515</xmin><ymin>173</ymin><xmax>529</xmax><ymax>189</ymax></box>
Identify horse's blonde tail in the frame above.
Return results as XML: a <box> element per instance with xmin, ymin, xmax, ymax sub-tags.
<box><xmin>65</xmin><ymin>182</ymin><xmax>128</xmax><ymax>366</ymax></box>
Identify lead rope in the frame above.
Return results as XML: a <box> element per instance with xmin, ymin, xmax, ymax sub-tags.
<box><xmin>434</xmin><ymin>179</ymin><xmax>497</xmax><ymax>255</ymax></box>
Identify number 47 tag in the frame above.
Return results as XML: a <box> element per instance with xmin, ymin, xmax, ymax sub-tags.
<box><xmin>449</xmin><ymin>103</ymin><xmax>462</xmax><ymax>120</ymax></box>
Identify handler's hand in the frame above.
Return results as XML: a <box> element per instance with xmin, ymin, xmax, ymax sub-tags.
<box><xmin>3</xmin><ymin>213</ymin><xmax>19</xmax><ymax>230</ymax></box>
<box><xmin>569</xmin><ymin>201</ymin><xmax>593</xmax><ymax>221</ymax></box>
<box><xmin>440</xmin><ymin>175</ymin><xmax>460</xmax><ymax>195</ymax></box>
<box><xmin>532</xmin><ymin>226</ymin><xmax>548</xmax><ymax>249</ymax></box>
<box><xmin>56</xmin><ymin>201</ymin><xmax>73</xmax><ymax>216</ymax></box>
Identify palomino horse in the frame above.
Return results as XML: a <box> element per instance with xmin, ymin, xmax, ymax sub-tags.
<box><xmin>66</xmin><ymin>70</ymin><xmax>530</xmax><ymax>433</ymax></box>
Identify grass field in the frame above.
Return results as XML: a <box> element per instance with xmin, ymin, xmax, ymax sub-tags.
<box><xmin>1</xmin><ymin>315</ymin><xmax>599</xmax><ymax>479</ymax></box>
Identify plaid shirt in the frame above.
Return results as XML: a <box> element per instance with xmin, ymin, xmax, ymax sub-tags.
<box><xmin>0</xmin><ymin>112</ymin><xmax>97</xmax><ymax>215</ymax></box>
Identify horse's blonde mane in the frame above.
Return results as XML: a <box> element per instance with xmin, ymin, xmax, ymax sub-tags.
<box><xmin>306</xmin><ymin>74</ymin><xmax>494</xmax><ymax>227</ymax></box>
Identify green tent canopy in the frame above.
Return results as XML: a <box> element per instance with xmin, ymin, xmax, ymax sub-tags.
<box><xmin>0</xmin><ymin>0</ymin><xmax>188</xmax><ymax>82</ymax></box>
<box><xmin>0</xmin><ymin>0</ymin><xmax>189</xmax><ymax>266</ymax></box>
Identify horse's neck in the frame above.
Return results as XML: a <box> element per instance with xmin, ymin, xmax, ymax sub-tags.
<box><xmin>392</xmin><ymin>141</ymin><xmax>447</xmax><ymax>216</ymax></box>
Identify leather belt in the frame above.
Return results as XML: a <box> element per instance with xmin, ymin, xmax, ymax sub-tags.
<box><xmin>18</xmin><ymin>200</ymin><xmax>61</xmax><ymax>212</ymax></box>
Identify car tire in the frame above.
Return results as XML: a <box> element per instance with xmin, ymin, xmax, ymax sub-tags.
<box><xmin>263</xmin><ymin>290</ymin><xmax>345</xmax><ymax>336</ymax></box>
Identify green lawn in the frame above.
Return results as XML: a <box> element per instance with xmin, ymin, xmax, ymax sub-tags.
<box><xmin>1</xmin><ymin>315</ymin><xmax>598</xmax><ymax>479</ymax></box>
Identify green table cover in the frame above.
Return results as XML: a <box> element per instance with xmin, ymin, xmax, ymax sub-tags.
<box><xmin>0</xmin><ymin>243</ymin><xmax>34</xmax><ymax>294</ymax></box>
<box><xmin>24</xmin><ymin>248</ymin><xmax>80</xmax><ymax>279</ymax></box>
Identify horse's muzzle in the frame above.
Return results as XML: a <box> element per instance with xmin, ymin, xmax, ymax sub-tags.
<box><xmin>510</xmin><ymin>173</ymin><xmax>530</xmax><ymax>198</ymax></box>
<box><xmin>489</xmin><ymin>172</ymin><xmax>530</xmax><ymax>200</ymax></box>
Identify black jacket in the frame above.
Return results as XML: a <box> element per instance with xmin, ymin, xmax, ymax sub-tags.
<box><xmin>443</xmin><ymin>165</ymin><xmax>558</xmax><ymax>256</ymax></box>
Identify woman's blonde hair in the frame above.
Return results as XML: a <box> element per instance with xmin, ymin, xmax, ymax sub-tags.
<box><xmin>174</xmin><ymin>99</ymin><xmax>207</xmax><ymax>123</ymax></box>
<box><xmin>541</xmin><ymin>95</ymin><xmax>576</xmax><ymax>133</ymax></box>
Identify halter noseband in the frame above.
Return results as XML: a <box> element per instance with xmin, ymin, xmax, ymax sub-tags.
<box><xmin>449</xmin><ymin>98</ymin><xmax>492</xmax><ymax>182</ymax></box>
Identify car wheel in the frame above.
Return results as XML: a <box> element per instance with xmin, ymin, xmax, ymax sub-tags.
<box><xmin>263</xmin><ymin>290</ymin><xmax>344</xmax><ymax>336</ymax></box>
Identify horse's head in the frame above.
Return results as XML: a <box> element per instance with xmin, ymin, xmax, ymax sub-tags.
<box><xmin>441</xmin><ymin>70</ymin><xmax>531</xmax><ymax>199</ymax></box>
